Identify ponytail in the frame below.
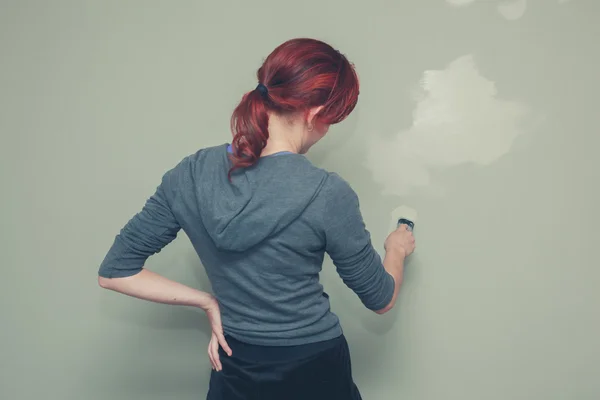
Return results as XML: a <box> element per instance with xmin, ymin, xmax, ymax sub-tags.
<box><xmin>227</xmin><ymin>38</ymin><xmax>360</xmax><ymax>180</ymax></box>
<box><xmin>228</xmin><ymin>88</ymin><xmax>270</xmax><ymax>179</ymax></box>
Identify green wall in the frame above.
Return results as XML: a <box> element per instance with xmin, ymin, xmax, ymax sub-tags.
<box><xmin>2</xmin><ymin>0</ymin><xmax>598</xmax><ymax>399</ymax></box>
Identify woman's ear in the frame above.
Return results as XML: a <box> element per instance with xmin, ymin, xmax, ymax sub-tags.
<box><xmin>306</xmin><ymin>105</ymin><xmax>325</xmax><ymax>127</ymax></box>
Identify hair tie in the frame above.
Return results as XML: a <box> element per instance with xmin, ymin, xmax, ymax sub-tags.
<box><xmin>256</xmin><ymin>83</ymin><xmax>268</xmax><ymax>96</ymax></box>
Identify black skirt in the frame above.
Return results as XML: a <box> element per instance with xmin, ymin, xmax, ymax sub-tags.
<box><xmin>206</xmin><ymin>334</ymin><xmax>363</xmax><ymax>400</ymax></box>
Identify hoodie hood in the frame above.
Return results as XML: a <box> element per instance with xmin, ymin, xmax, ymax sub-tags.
<box><xmin>195</xmin><ymin>144</ymin><xmax>328</xmax><ymax>252</ymax></box>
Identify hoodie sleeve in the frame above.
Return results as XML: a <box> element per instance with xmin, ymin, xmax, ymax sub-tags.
<box><xmin>323</xmin><ymin>174</ymin><xmax>395</xmax><ymax>311</ymax></box>
<box><xmin>98</xmin><ymin>166</ymin><xmax>181</xmax><ymax>279</ymax></box>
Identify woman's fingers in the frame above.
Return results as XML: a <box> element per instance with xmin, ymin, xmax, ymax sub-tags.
<box><xmin>204</xmin><ymin>298</ymin><xmax>231</xmax><ymax>371</ymax></box>
<box><xmin>218</xmin><ymin>332</ymin><xmax>233</xmax><ymax>357</ymax></box>
<box><xmin>207</xmin><ymin>338</ymin><xmax>216</xmax><ymax>370</ymax></box>
<box><xmin>210</xmin><ymin>333</ymin><xmax>222</xmax><ymax>371</ymax></box>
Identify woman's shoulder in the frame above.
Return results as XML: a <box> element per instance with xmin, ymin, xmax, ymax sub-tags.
<box><xmin>167</xmin><ymin>143</ymin><xmax>229</xmax><ymax>174</ymax></box>
<box><xmin>305</xmin><ymin>169</ymin><xmax>359</xmax><ymax>213</ymax></box>
<box><xmin>321</xmin><ymin>171</ymin><xmax>355</xmax><ymax>196</ymax></box>
<box><xmin>181</xmin><ymin>143</ymin><xmax>228</xmax><ymax>164</ymax></box>
<box><xmin>158</xmin><ymin>144</ymin><xmax>229</xmax><ymax>189</ymax></box>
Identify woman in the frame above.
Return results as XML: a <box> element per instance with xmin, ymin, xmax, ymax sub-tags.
<box><xmin>98</xmin><ymin>38</ymin><xmax>415</xmax><ymax>400</ymax></box>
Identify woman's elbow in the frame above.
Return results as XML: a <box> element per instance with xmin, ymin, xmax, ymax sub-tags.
<box><xmin>98</xmin><ymin>275</ymin><xmax>113</xmax><ymax>289</ymax></box>
<box><xmin>373</xmin><ymin>303</ymin><xmax>394</xmax><ymax>315</ymax></box>
<box><xmin>98</xmin><ymin>269</ymin><xmax>143</xmax><ymax>289</ymax></box>
<box><xmin>372</xmin><ymin>292</ymin><xmax>396</xmax><ymax>314</ymax></box>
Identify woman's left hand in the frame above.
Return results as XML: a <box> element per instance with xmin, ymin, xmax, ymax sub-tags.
<box><xmin>204</xmin><ymin>296</ymin><xmax>232</xmax><ymax>371</ymax></box>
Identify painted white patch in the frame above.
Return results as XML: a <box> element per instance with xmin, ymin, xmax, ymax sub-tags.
<box><xmin>446</xmin><ymin>0</ymin><xmax>572</xmax><ymax>20</ymax></box>
<box><xmin>389</xmin><ymin>205</ymin><xmax>418</xmax><ymax>235</ymax></box>
<box><xmin>365</xmin><ymin>55</ymin><xmax>529</xmax><ymax>197</ymax></box>
<box><xmin>497</xmin><ymin>0</ymin><xmax>527</xmax><ymax>20</ymax></box>
<box><xmin>446</xmin><ymin>0</ymin><xmax>476</xmax><ymax>6</ymax></box>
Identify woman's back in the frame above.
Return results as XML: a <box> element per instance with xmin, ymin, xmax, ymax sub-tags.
<box><xmin>100</xmin><ymin>143</ymin><xmax>394</xmax><ymax>345</ymax></box>
<box><xmin>98</xmin><ymin>38</ymin><xmax>416</xmax><ymax>399</ymax></box>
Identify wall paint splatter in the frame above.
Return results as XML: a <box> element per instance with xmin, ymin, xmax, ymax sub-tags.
<box><xmin>365</xmin><ymin>55</ymin><xmax>529</xmax><ymax>197</ymax></box>
<box><xmin>446</xmin><ymin>0</ymin><xmax>574</xmax><ymax>20</ymax></box>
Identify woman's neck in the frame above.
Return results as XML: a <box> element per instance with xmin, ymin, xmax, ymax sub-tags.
<box><xmin>261</xmin><ymin>114</ymin><xmax>304</xmax><ymax>156</ymax></box>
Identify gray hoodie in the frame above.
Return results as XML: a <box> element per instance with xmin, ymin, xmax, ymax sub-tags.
<box><xmin>99</xmin><ymin>143</ymin><xmax>394</xmax><ymax>346</ymax></box>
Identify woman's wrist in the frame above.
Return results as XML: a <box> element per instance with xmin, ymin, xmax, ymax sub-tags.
<box><xmin>385</xmin><ymin>246</ymin><xmax>406</xmax><ymax>260</ymax></box>
<box><xmin>196</xmin><ymin>292</ymin><xmax>218</xmax><ymax>311</ymax></box>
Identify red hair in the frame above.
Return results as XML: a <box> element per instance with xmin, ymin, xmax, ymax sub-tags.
<box><xmin>228</xmin><ymin>38</ymin><xmax>360</xmax><ymax>178</ymax></box>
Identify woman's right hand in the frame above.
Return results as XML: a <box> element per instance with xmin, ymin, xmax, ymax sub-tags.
<box><xmin>204</xmin><ymin>295</ymin><xmax>232</xmax><ymax>372</ymax></box>
<box><xmin>384</xmin><ymin>224</ymin><xmax>416</xmax><ymax>257</ymax></box>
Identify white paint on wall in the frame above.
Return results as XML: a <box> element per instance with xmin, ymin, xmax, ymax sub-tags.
<box><xmin>446</xmin><ymin>0</ymin><xmax>572</xmax><ymax>20</ymax></box>
<box><xmin>365</xmin><ymin>54</ymin><xmax>529</xmax><ymax>197</ymax></box>
<box><xmin>446</xmin><ymin>0</ymin><xmax>476</xmax><ymax>6</ymax></box>
<box><xmin>497</xmin><ymin>0</ymin><xmax>527</xmax><ymax>20</ymax></box>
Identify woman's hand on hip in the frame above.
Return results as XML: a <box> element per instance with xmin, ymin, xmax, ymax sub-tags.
<box><xmin>204</xmin><ymin>296</ymin><xmax>232</xmax><ymax>371</ymax></box>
